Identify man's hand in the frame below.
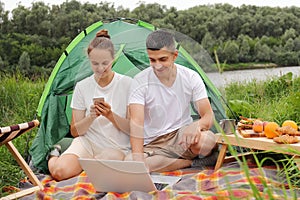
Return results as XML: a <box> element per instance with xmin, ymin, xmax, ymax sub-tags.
<box><xmin>132</xmin><ymin>153</ymin><xmax>146</xmax><ymax>161</ymax></box>
<box><xmin>179</xmin><ymin>125</ymin><xmax>201</xmax><ymax>149</ymax></box>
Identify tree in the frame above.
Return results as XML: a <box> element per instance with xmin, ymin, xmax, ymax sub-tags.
<box><xmin>238</xmin><ymin>36</ymin><xmax>251</xmax><ymax>62</ymax></box>
<box><xmin>206</xmin><ymin>13</ymin><xmax>228</xmax><ymax>40</ymax></box>
<box><xmin>0</xmin><ymin>55</ymin><xmax>4</xmax><ymax>69</ymax></box>
<box><xmin>1</xmin><ymin>1</ymin><xmax>300</xmax><ymax>74</ymax></box>
<box><xmin>18</xmin><ymin>51</ymin><xmax>31</xmax><ymax>75</ymax></box>
<box><xmin>274</xmin><ymin>51</ymin><xmax>298</xmax><ymax>66</ymax></box>
<box><xmin>284</xmin><ymin>38</ymin><xmax>295</xmax><ymax>51</ymax></box>
<box><xmin>222</xmin><ymin>40</ymin><xmax>239</xmax><ymax>63</ymax></box>
<box><xmin>11</xmin><ymin>6</ymin><xmax>31</xmax><ymax>34</ymax></box>
<box><xmin>130</xmin><ymin>3</ymin><xmax>167</xmax><ymax>23</ymax></box>
<box><xmin>201</xmin><ymin>32</ymin><xmax>215</xmax><ymax>53</ymax></box>
<box><xmin>25</xmin><ymin>2</ymin><xmax>51</xmax><ymax>35</ymax></box>
<box><xmin>294</xmin><ymin>36</ymin><xmax>300</xmax><ymax>51</ymax></box>
<box><xmin>281</xmin><ymin>28</ymin><xmax>297</xmax><ymax>43</ymax></box>
<box><xmin>254</xmin><ymin>41</ymin><xmax>272</xmax><ymax>62</ymax></box>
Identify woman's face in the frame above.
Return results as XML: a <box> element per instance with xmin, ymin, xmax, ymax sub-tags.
<box><xmin>89</xmin><ymin>48</ymin><xmax>114</xmax><ymax>81</ymax></box>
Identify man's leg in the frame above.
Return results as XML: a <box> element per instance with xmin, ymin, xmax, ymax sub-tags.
<box><xmin>124</xmin><ymin>153</ymin><xmax>191</xmax><ymax>172</ymax></box>
<box><xmin>146</xmin><ymin>155</ymin><xmax>192</xmax><ymax>172</ymax></box>
<box><xmin>94</xmin><ymin>148</ymin><xmax>125</xmax><ymax>160</ymax></box>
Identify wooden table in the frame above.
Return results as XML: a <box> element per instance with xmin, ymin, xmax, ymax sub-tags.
<box><xmin>214</xmin><ymin>131</ymin><xmax>300</xmax><ymax>170</ymax></box>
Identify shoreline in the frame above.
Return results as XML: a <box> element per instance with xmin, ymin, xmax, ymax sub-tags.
<box><xmin>207</xmin><ymin>66</ymin><xmax>300</xmax><ymax>88</ymax></box>
<box><xmin>224</xmin><ymin>63</ymin><xmax>278</xmax><ymax>71</ymax></box>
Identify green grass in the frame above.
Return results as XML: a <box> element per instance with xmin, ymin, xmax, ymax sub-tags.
<box><xmin>0</xmin><ymin>73</ymin><xmax>45</xmax><ymax>197</ymax></box>
<box><xmin>223</xmin><ymin>72</ymin><xmax>300</xmax><ymax>124</ymax></box>
<box><xmin>1</xmin><ymin>72</ymin><xmax>300</xmax><ymax>198</ymax></box>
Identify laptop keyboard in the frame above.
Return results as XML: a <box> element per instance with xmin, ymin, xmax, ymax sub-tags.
<box><xmin>154</xmin><ymin>183</ymin><xmax>169</xmax><ymax>190</ymax></box>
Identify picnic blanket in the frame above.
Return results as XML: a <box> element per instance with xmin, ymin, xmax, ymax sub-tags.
<box><xmin>18</xmin><ymin>161</ymin><xmax>300</xmax><ymax>200</ymax></box>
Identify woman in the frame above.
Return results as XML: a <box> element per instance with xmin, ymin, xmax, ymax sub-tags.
<box><xmin>48</xmin><ymin>29</ymin><xmax>132</xmax><ymax>181</ymax></box>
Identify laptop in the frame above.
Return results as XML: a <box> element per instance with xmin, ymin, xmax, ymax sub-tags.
<box><xmin>78</xmin><ymin>158</ymin><xmax>181</xmax><ymax>193</ymax></box>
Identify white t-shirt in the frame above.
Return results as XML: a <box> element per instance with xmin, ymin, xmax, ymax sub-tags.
<box><xmin>129</xmin><ymin>64</ymin><xmax>207</xmax><ymax>144</ymax></box>
<box><xmin>71</xmin><ymin>73</ymin><xmax>132</xmax><ymax>153</ymax></box>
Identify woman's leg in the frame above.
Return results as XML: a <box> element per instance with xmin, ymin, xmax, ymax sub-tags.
<box><xmin>48</xmin><ymin>154</ymin><xmax>82</xmax><ymax>181</ymax></box>
<box><xmin>48</xmin><ymin>137</ymin><xmax>90</xmax><ymax>181</ymax></box>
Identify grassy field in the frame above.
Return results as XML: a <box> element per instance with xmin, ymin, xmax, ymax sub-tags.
<box><xmin>1</xmin><ymin>72</ymin><xmax>300</xmax><ymax>198</ymax></box>
<box><xmin>223</xmin><ymin>72</ymin><xmax>300</xmax><ymax>124</ymax></box>
<box><xmin>0</xmin><ymin>73</ymin><xmax>44</xmax><ymax>196</ymax></box>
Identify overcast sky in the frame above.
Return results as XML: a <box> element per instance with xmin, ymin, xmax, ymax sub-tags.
<box><xmin>2</xmin><ymin>0</ymin><xmax>300</xmax><ymax>12</ymax></box>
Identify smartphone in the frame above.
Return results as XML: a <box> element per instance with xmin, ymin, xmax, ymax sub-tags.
<box><xmin>93</xmin><ymin>97</ymin><xmax>104</xmax><ymax>105</ymax></box>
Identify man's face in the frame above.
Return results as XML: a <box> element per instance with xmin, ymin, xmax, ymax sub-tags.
<box><xmin>147</xmin><ymin>47</ymin><xmax>178</xmax><ymax>76</ymax></box>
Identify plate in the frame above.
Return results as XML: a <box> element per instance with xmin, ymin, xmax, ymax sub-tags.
<box><xmin>238</xmin><ymin>129</ymin><xmax>265</xmax><ymax>138</ymax></box>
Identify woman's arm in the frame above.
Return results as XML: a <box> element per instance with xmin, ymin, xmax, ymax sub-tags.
<box><xmin>70</xmin><ymin>105</ymin><xmax>97</xmax><ymax>137</ymax></box>
<box><xmin>95</xmin><ymin>102</ymin><xmax>130</xmax><ymax>134</ymax></box>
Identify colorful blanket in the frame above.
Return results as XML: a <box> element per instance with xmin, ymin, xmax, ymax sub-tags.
<box><xmin>18</xmin><ymin>161</ymin><xmax>300</xmax><ymax>200</ymax></box>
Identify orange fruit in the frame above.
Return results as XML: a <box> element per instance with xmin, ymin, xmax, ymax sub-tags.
<box><xmin>282</xmin><ymin>120</ymin><xmax>298</xmax><ymax>130</ymax></box>
<box><xmin>264</xmin><ymin>122</ymin><xmax>280</xmax><ymax>139</ymax></box>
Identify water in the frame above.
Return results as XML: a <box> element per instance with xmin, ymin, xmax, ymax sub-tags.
<box><xmin>206</xmin><ymin>66</ymin><xmax>300</xmax><ymax>89</ymax></box>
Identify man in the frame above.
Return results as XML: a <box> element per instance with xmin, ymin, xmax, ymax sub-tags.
<box><xmin>127</xmin><ymin>30</ymin><xmax>216</xmax><ymax>172</ymax></box>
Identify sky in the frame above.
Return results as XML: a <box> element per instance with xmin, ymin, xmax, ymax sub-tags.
<box><xmin>2</xmin><ymin>0</ymin><xmax>300</xmax><ymax>12</ymax></box>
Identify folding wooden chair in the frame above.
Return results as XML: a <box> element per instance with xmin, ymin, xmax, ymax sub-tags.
<box><xmin>0</xmin><ymin>120</ymin><xmax>43</xmax><ymax>199</ymax></box>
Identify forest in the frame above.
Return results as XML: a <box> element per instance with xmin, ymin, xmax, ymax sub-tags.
<box><xmin>1</xmin><ymin>2</ymin><xmax>300</xmax><ymax>197</ymax></box>
<box><xmin>0</xmin><ymin>1</ymin><xmax>299</xmax><ymax>78</ymax></box>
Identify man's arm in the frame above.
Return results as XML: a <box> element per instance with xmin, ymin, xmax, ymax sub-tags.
<box><xmin>178</xmin><ymin>98</ymin><xmax>215</xmax><ymax>155</ymax></box>
<box><xmin>179</xmin><ymin>98</ymin><xmax>214</xmax><ymax>148</ymax></box>
<box><xmin>194</xmin><ymin>98</ymin><xmax>214</xmax><ymax>131</ymax></box>
<box><xmin>129</xmin><ymin>104</ymin><xmax>145</xmax><ymax>161</ymax></box>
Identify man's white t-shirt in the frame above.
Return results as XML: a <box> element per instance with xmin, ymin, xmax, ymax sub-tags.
<box><xmin>129</xmin><ymin>64</ymin><xmax>207</xmax><ymax>144</ymax></box>
<box><xmin>71</xmin><ymin>73</ymin><xmax>132</xmax><ymax>153</ymax></box>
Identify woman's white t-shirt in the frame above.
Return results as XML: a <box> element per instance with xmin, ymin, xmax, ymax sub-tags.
<box><xmin>129</xmin><ymin>64</ymin><xmax>207</xmax><ymax>144</ymax></box>
<box><xmin>71</xmin><ymin>73</ymin><xmax>132</xmax><ymax>153</ymax></box>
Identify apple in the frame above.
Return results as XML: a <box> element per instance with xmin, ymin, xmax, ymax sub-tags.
<box><xmin>263</xmin><ymin>121</ymin><xmax>269</xmax><ymax>131</ymax></box>
<box><xmin>253</xmin><ymin>120</ymin><xmax>264</xmax><ymax>133</ymax></box>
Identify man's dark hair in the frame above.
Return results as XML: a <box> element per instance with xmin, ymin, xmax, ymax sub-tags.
<box><xmin>146</xmin><ymin>30</ymin><xmax>176</xmax><ymax>52</ymax></box>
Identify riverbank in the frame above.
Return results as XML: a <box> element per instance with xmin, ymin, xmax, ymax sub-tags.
<box><xmin>223</xmin><ymin>63</ymin><xmax>278</xmax><ymax>71</ymax></box>
<box><xmin>207</xmin><ymin>66</ymin><xmax>300</xmax><ymax>88</ymax></box>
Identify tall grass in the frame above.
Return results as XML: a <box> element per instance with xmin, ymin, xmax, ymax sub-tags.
<box><xmin>1</xmin><ymin>72</ymin><xmax>300</xmax><ymax>198</ymax></box>
<box><xmin>0</xmin><ymin>73</ymin><xmax>45</xmax><ymax>196</ymax></box>
<box><xmin>223</xmin><ymin>72</ymin><xmax>300</xmax><ymax>125</ymax></box>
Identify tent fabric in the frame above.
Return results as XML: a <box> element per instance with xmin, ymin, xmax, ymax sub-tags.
<box><xmin>29</xmin><ymin>18</ymin><xmax>227</xmax><ymax>173</ymax></box>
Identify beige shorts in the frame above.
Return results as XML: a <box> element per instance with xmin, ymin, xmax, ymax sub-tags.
<box><xmin>62</xmin><ymin>137</ymin><xmax>129</xmax><ymax>158</ymax></box>
<box><xmin>144</xmin><ymin>126</ymin><xmax>213</xmax><ymax>160</ymax></box>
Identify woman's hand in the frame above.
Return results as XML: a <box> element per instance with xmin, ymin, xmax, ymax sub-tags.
<box><xmin>94</xmin><ymin>101</ymin><xmax>112</xmax><ymax>118</ymax></box>
<box><xmin>90</xmin><ymin>104</ymin><xmax>99</xmax><ymax>118</ymax></box>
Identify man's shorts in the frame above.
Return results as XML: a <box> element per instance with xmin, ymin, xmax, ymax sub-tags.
<box><xmin>143</xmin><ymin>126</ymin><xmax>214</xmax><ymax>160</ymax></box>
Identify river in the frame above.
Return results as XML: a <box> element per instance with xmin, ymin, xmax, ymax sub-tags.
<box><xmin>206</xmin><ymin>66</ymin><xmax>300</xmax><ymax>89</ymax></box>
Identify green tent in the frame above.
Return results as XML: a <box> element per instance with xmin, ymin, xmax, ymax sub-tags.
<box><xmin>30</xmin><ymin>18</ymin><xmax>227</xmax><ymax>173</ymax></box>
